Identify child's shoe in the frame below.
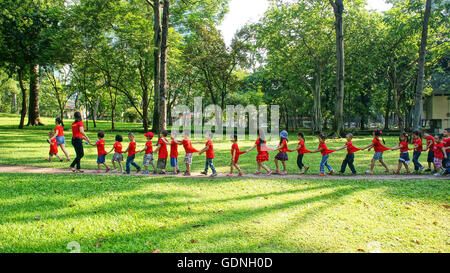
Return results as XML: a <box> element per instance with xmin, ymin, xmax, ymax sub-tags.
<box><xmin>281</xmin><ymin>171</ymin><xmax>287</xmax><ymax>175</ymax></box>
<box><xmin>433</xmin><ymin>172</ymin><xmax>441</xmax><ymax>177</ymax></box>
<box><xmin>170</xmin><ymin>171</ymin><xmax>177</xmax><ymax>175</ymax></box>
<box><xmin>226</xmin><ymin>173</ymin><xmax>234</xmax><ymax>177</ymax></box>
<box><xmin>319</xmin><ymin>173</ymin><xmax>325</xmax><ymax>176</ymax></box>
<box><xmin>393</xmin><ymin>170</ymin><xmax>399</xmax><ymax>175</ymax></box>
<box><xmin>273</xmin><ymin>170</ymin><xmax>281</xmax><ymax>175</ymax></box>
<box><xmin>111</xmin><ymin>169</ymin><xmax>118</xmax><ymax>173</ymax></box>
<box><xmin>365</xmin><ymin>170</ymin><xmax>373</xmax><ymax>174</ymax></box>
<box><xmin>93</xmin><ymin>170</ymin><xmax>101</xmax><ymax>173</ymax></box>
<box><xmin>254</xmin><ymin>171</ymin><xmax>262</xmax><ymax>175</ymax></box>
<box><xmin>44</xmin><ymin>158</ymin><xmax>50</xmax><ymax>161</ymax></box>
<box><xmin>67</xmin><ymin>158</ymin><xmax>71</xmax><ymax>162</ymax></box>
<box><xmin>183</xmin><ymin>172</ymin><xmax>191</xmax><ymax>176</ymax></box>
<box><xmin>159</xmin><ymin>171</ymin><xmax>166</xmax><ymax>174</ymax></box>
<box><xmin>200</xmin><ymin>171</ymin><xmax>207</xmax><ymax>175</ymax></box>
<box><xmin>238</xmin><ymin>172</ymin><xmax>244</xmax><ymax>177</ymax></box>
<box><xmin>383</xmin><ymin>169</ymin><xmax>390</xmax><ymax>173</ymax></box>
<box><xmin>105</xmin><ymin>167</ymin><xmax>111</xmax><ymax>173</ymax></box>
<box><xmin>304</xmin><ymin>166</ymin><xmax>310</xmax><ymax>173</ymax></box>
<box><xmin>210</xmin><ymin>173</ymin><xmax>217</xmax><ymax>177</ymax></box>
<box><xmin>266</xmin><ymin>170</ymin><xmax>272</xmax><ymax>176</ymax></box>
<box><xmin>142</xmin><ymin>170</ymin><xmax>149</xmax><ymax>174</ymax></box>
<box><xmin>152</xmin><ymin>171</ymin><xmax>158</xmax><ymax>174</ymax></box>
<box><xmin>136</xmin><ymin>168</ymin><xmax>141</xmax><ymax>173</ymax></box>
<box><xmin>328</xmin><ymin>170</ymin><xmax>334</xmax><ymax>175</ymax></box>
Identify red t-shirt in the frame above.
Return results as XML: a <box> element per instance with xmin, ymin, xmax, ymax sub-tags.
<box><xmin>145</xmin><ymin>141</ymin><xmax>153</xmax><ymax>154</ymax></box>
<box><xmin>96</xmin><ymin>139</ymin><xmax>107</xmax><ymax>156</ymax></box>
<box><xmin>231</xmin><ymin>143</ymin><xmax>245</xmax><ymax>162</ymax></box>
<box><xmin>426</xmin><ymin>135</ymin><xmax>435</xmax><ymax>150</ymax></box>
<box><xmin>444</xmin><ymin>138</ymin><xmax>450</xmax><ymax>150</ymax></box>
<box><xmin>256</xmin><ymin>139</ymin><xmax>268</xmax><ymax>156</ymax></box>
<box><xmin>372</xmin><ymin>137</ymin><xmax>390</xmax><ymax>153</ymax></box>
<box><xmin>297</xmin><ymin>140</ymin><xmax>311</xmax><ymax>154</ymax></box>
<box><xmin>170</xmin><ymin>140</ymin><xmax>178</xmax><ymax>158</ymax></box>
<box><xmin>399</xmin><ymin>141</ymin><xmax>410</xmax><ymax>152</ymax></box>
<box><xmin>49</xmin><ymin>138</ymin><xmax>58</xmax><ymax>154</ymax></box>
<box><xmin>55</xmin><ymin>125</ymin><xmax>64</xmax><ymax>137</ymax></box>
<box><xmin>158</xmin><ymin>138</ymin><xmax>168</xmax><ymax>159</ymax></box>
<box><xmin>205</xmin><ymin>140</ymin><xmax>214</xmax><ymax>159</ymax></box>
<box><xmin>345</xmin><ymin>141</ymin><xmax>360</xmax><ymax>154</ymax></box>
<box><xmin>319</xmin><ymin>142</ymin><xmax>335</xmax><ymax>156</ymax></box>
<box><xmin>128</xmin><ymin>141</ymin><xmax>137</xmax><ymax>156</ymax></box>
<box><xmin>434</xmin><ymin>142</ymin><xmax>444</xmax><ymax>159</ymax></box>
<box><xmin>182</xmin><ymin>139</ymin><xmax>198</xmax><ymax>154</ymax></box>
<box><xmin>113</xmin><ymin>142</ymin><xmax>123</xmax><ymax>153</ymax></box>
<box><xmin>278</xmin><ymin>139</ymin><xmax>288</xmax><ymax>152</ymax></box>
<box><xmin>413</xmin><ymin>138</ymin><xmax>423</xmax><ymax>152</ymax></box>
<box><xmin>72</xmin><ymin>121</ymin><xmax>84</xmax><ymax>138</ymax></box>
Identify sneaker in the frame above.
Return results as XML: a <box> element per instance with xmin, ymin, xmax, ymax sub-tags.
<box><xmin>365</xmin><ymin>170</ymin><xmax>373</xmax><ymax>174</ymax></box>
<box><xmin>200</xmin><ymin>171</ymin><xmax>208</xmax><ymax>175</ymax></box>
<box><xmin>170</xmin><ymin>171</ymin><xmax>177</xmax><ymax>175</ymax></box>
<box><xmin>238</xmin><ymin>172</ymin><xmax>244</xmax><ymax>177</ymax></box>
<box><xmin>110</xmin><ymin>169</ymin><xmax>118</xmax><ymax>173</ymax></box>
<box><xmin>383</xmin><ymin>169</ymin><xmax>390</xmax><ymax>173</ymax></box>
<box><xmin>266</xmin><ymin>170</ymin><xmax>272</xmax><ymax>176</ymax></box>
<box><xmin>105</xmin><ymin>168</ymin><xmax>111</xmax><ymax>173</ymax></box>
<box><xmin>273</xmin><ymin>170</ymin><xmax>281</xmax><ymax>174</ymax></box>
<box><xmin>393</xmin><ymin>170</ymin><xmax>399</xmax><ymax>175</ymax></box>
<box><xmin>176</xmin><ymin>170</ymin><xmax>181</xmax><ymax>174</ymax></box>
<box><xmin>304</xmin><ymin>166</ymin><xmax>310</xmax><ymax>173</ymax></box>
<box><xmin>319</xmin><ymin>173</ymin><xmax>325</xmax><ymax>176</ymax></box>
<box><xmin>254</xmin><ymin>172</ymin><xmax>262</xmax><ymax>175</ymax></box>
<box><xmin>281</xmin><ymin>171</ymin><xmax>287</xmax><ymax>175</ymax></box>
<box><xmin>210</xmin><ymin>173</ymin><xmax>217</xmax><ymax>177</ymax></box>
<box><xmin>328</xmin><ymin>170</ymin><xmax>335</xmax><ymax>175</ymax></box>
<box><xmin>93</xmin><ymin>170</ymin><xmax>101</xmax><ymax>173</ymax></box>
<box><xmin>152</xmin><ymin>171</ymin><xmax>158</xmax><ymax>174</ymax></box>
<box><xmin>424</xmin><ymin>168</ymin><xmax>431</xmax><ymax>172</ymax></box>
<box><xmin>136</xmin><ymin>168</ymin><xmax>141</xmax><ymax>173</ymax></box>
<box><xmin>433</xmin><ymin>172</ymin><xmax>441</xmax><ymax>176</ymax></box>
<box><xmin>226</xmin><ymin>174</ymin><xmax>234</xmax><ymax>177</ymax></box>
<box><xmin>159</xmin><ymin>171</ymin><xmax>166</xmax><ymax>175</ymax></box>
<box><xmin>142</xmin><ymin>171</ymin><xmax>149</xmax><ymax>174</ymax></box>
<box><xmin>419</xmin><ymin>166</ymin><xmax>425</xmax><ymax>172</ymax></box>
<box><xmin>183</xmin><ymin>172</ymin><xmax>191</xmax><ymax>176</ymax></box>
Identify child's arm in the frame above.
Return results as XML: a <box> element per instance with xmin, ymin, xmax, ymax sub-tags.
<box><xmin>154</xmin><ymin>144</ymin><xmax>161</xmax><ymax>154</ymax></box>
<box><xmin>290</xmin><ymin>144</ymin><xmax>301</xmax><ymax>152</ymax></box>
<box><xmin>246</xmin><ymin>144</ymin><xmax>257</xmax><ymax>153</ymax></box>
<box><xmin>199</xmin><ymin>145</ymin><xmax>209</xmax><ymax>155</ymax></box>
<box><xmin>390</xmin><ymin>145</ymin><xmax>401</xmax><ymax>151</ymax></box>
<box><xmin>107</xmin><ymin>146</ymin><xmax>115</xmax><ymax>154</ymax></box>
<box><xmin>231</xmin><ymin>149</ymin><xmax>236</xmax><ymax>162</ymax></box>
<box><xmin>442</xmin><ymin>147</ymin><xmax>448</xmax><ymax>159</ymax></box>
<box><xmin>361</xmin><ymin>143</ymin><xmax>373</xmax><ymax>151</ymax></box>
<box><xmin>174</xmin><ymin>139</ymin><xmax>182</xmax><ymax>145</ymax></box>
<box><xmin>311</xmin><ymin>147</ymin><xmax>323</xmax><ymax>153</ymax></box>
<box><xmin>334</xmin><ymin>144</ymin><xmax>347</xmax><ymax>152</ymax></box>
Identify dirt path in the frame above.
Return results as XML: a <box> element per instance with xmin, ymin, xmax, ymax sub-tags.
<box><xmin>0</xmin><ymin>164</ymin><xmax>447</xmax><ymax>180</ymax></box>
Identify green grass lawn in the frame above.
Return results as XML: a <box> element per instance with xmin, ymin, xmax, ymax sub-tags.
<box><xmin>0</xmin><ymin>113</ymin><xmax>436</xmax><ymax>175</ymax></box>
<box><xmin>0</xmin><ymin>173</ymin><xmax>448</xmax><ymax>253</ymax></box>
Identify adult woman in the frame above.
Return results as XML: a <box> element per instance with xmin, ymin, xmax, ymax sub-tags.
<box><xmin>49</xmin><ymin>117</ymin><xmax>70</xmax><ymax>161</ymax></box>
<box><xmin>70</xmin><ymin>112</ymin><xmax>91</xmax><ymax>172</ymax></box>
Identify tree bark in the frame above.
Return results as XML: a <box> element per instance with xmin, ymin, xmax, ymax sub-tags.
<box><xmin>93</xmin><ymin>94</ymin><xmax>101</xmax><ymax>128</ymax></box>
<box><xmin>11</xmin><ymin>92</ymin><xmax>16</xmax><ymax>113</ymax></box>
<box><xmin>151</xmin><ymin>0</ymin><xmax>162</xmax><ymax>134</ymax></box>
<box><xmin>27</xmin><ymin>64</ymin><xmax>43</xmax><ymax>126</ymax></box>
<box><xmin>18</xmin><ymin>68</ymin><xmax>27</xmax><ymax>129</ymax></box>
<box><xmin>412</xmin><ymin>0</ymin><xmax>432</xmax><ymax>130</ymax></box>
<box><xmin>384</xmin><ymin>89</ymin><xmax>391</xmax><ymax>130</ymax></box>
<box><xmin>313</xmin><ymin>68</ymin><xmax>323</xmax><ymax>133</ymax></box>
<box><xmin>330</xmin><ymin>0</ymin><xmax>345</xmax><ymax>137</ymax></box>
<box><xmin>159</xmin><ymin>0</ymin><xmax>170</xmax><ymax>132</ymax></box>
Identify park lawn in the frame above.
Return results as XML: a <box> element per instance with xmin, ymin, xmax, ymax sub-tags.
<box><xmin>0</xmin><ymin>173</ymin><xmax>448</xmax><ymax>253</ymax></box>
<box><xmin>0</xmin><ymin>113</ymin><xmax>431</xmax><ymax>175</ymax></box>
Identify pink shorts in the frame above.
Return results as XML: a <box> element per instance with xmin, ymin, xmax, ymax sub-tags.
<box><xmin>434</xmin><ymin>157</ymin><xmax>442</xmax><ymax>169</ymax></box>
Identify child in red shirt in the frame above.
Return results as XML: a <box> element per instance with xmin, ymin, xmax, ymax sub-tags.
<box><xmin>123</xmin><ymin>132</ymin><xmax>141</xmax><ymax>174</ymax></box>
<box><xmin>169</xmin><ymin>133</ymin><xmax>181</xmax><ymax>175</ymax></box>
<box><xmin>361</xmin><ymin>129</ymin><xmax>390</xmax><ymax>174</ymax></box>
<box><xmin>289</xmin><ymin>132</ymin><xmax>311</xmax><ymax>174</ymax></box>
<box><xmin>199</xmin><ymin>132</ymin><xmax>217</xmax><ymax>177</ymax></box>
<box><xmin>311</xmin><ymin>133</ymin><xmax>336</xmax><ymax>176</ymax></box>
<box><xmin>89</xmin><ymin>131</ymin><xmax>110</xmax><ymax>173</ymax></box>
<box><xmin>390</xmin><ymin>132</ymin><xmax>411</xmax><ymax>174</ymax></box>
<box><xmin>181</xmin><ymin>132</ymin><xmax>199</xmax><ymax>176</ymax></box>
<box><xmin>245</xmin><ymin>130</ymin><xmax>274</xmax><ymax>176</ymax></box>
<box><xmin>274</xmin><ymin>130</ymin><xmax>289</xmax><ymax>175</ymax></box>
<box><xmin>138</xmin><ymin>132</ymin><xmax>157</xmax><ymax>175</ymax></box>
<box><xmin>423</xmin><ymin>132</ymin><xmax>435</xmax><ymax>171</ymax></box>
<box><xmin>154</xmin><ymin>130</ymin><xmax>170</xmax><ymax>174</ymax></box>
<box><xmin>107</xmin><ymin>134</ymin><xmax>124</xmax><ymax>173</ymax></box>
<box><xmin>433</xmin><ymin>134</ymin><xmax>447</xmax><ymax>176</ymax></box>
<box><xmin>411</xmin><ymin>130</ymin><xmax>424</xmax><ymax>173</ymax></box>
<box><xmin>335</xmin><ymin>133</ymin><xmax>360</xmax><ymax>175</ymax></box>
<box><xmin>46</xmin><ymin>131</ymin><xmax>63</xmax><ymax>162</ymax></box>
<box><xmin>227</xmin><ymin>134</ymin><xmax>246</xmax><ymax>177</ymax></box>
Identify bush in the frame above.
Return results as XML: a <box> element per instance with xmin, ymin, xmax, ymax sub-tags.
<box><xmin>123</xmin><ymin>108</ymin><xmax>139</xmax><ymax>123</ymax></box>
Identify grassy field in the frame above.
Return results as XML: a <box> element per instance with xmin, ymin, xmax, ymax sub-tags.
<box><xmin>0</xmin><ymin>113</ymin><xmax>436</xmax><ymax>175</ymax></box>
<box><xmin>0</xmin><ymin>173</ymin><xmax>448</xmax><ymax>253</ymax></box>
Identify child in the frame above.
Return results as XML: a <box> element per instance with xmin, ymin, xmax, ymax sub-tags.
<box><xmin>49</xmin><ymin>118</ymin><xmax>70</xmax><ymax>161</ymax></box>
<box><xmin>139</xmin><ymin>132</ymin><xmax>157</xmax><ymax>175</ymax></box>
<box><xmin>361</xmin><ymin>129</ymin><xmax>390</xmax><ymax>174</ymax></box>
<box><xmin>181</xmin><ymin>132</ymin><xmax>199</xmax><ymax>176</ymax></box>
<box><xmin>412</xmin><ymin>130</ymin><xmax>424</xmax><ymax>173</ymax></box>
<box><xmin>443</xmin><ymin>128</ymin><xmax>450</xmax><ymax>175</ymax></box>
<box><xmin>123</xmin><ymin>132</ymin><xmax>141</xmax><ymax>174</ymax></box>
<box><xmin>90</xmin><ymin>131</ymin><xmax>110</xmax><ymax>173</ymax></box>
<box><xmin>274</xmin><ymin>130</ymin><xmax>289</xmax><ymax>175</ymax></box>
<box><xmin>245</xmin><ymin>130</ymin><xmax>273</xmax><ymax>176</ymax></box>
<box><xmin>390</xmin><ymin>132</ymin><xmax>411</xmax><ymax>174</ymax></box>
<box><xmin>433</xmin><ymin>134</ymin><xmax>447</xmax><ymax>176</ymax></box>
<box><xmin>423</xmin><ymin>132</ymin><xmax>435</xmax><ymax>172</ymax></box>
<box><xmin>46</xmin><ymin>131</ymin><xmax>63</xmax><ymax>162</ymax></box>
<box><xmin>154</xmin><ymin>130</ymin><xmax>170</xmax><ymax>174</ymax></box>
<box><xmin>169</xmin><ymin>133</ymin><xmax>181</xmax><ymax>175</ymax></box>
<box><xmin>334</xmin><ymin>133</ymin><xmax>360</xmax><ymax>175</ymax></box>
<box><xmin>227</xmin><ymin>134</ymin><xmax>246</xmax><ymax>177</ymax></box>
<box><xmin>289</xmin><ymin>132</ymin><xmax>311</xmax><ymax>174</ymax></box>
<box><xmin>107</xmin><ymin>134</ymin><xmax>124</xmax><ymax>173</ymax></box>
<box><xmin>311</xmin><ymin>133</ymin><xmax>335</xmax><ymax>176</ymax></box>
<box><xmin>199</xmin><ymin>132</ymin><xmax>217</xmax><ymax>177</ymax></box>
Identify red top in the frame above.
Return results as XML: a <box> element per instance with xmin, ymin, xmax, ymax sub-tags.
<box><xmin>158</xmin><ymin>138</ymin><xmax>168</xmax><ymax>159</ymax></box>
<box><xmin>170</xmin><ymin>140</ymin><xmax>178</xmax><ymax>158</ymax></box>
<box><xmin>205</xmin><ymin>140</ymin><xmax>214</xmax><ymax>159</ymax></box>
<box><xmin>278</xmin><ymin>139</ymin><xmax>289</xmax><ymax>153</ymax></box>
<box><xmin>413</xmin><ymin>138</ymin><xmax>423</xmax><ymax>152</ymax></box>
<box><xmin>319</xmin><ymin>142</ymin><xmax>335</xmax><ymax>156</ymax></box>
<box><xmin>49</xmin><ymin>138</ymin><xmax>58</xmax><ymax>154</ymax></box>
<box><xmin>128</xmin><ymin>141</ymin><xmax>137</xmax><ymax>156</ymax></box>
<box><xmin>434</xmin><ymin>142</ymin><xmax>444</xmax><ymax>159</ymax></box>
<box><xmin>426</xmin><ymin>135</ymin><xmax>435</xmax><ymax>150</ymax></box>
<box><xmin>145</xmin><ymin>141</ymin><xmax>153</xmax><ymax>154</ymax></box>
<box><xmin>96</xmin><ymin>139</ymin><xmax>107</xmax><ymax>156</ymax></box>
<box><xmin>444</xmin><ymin>138</ymin><xmax>450</xmax><ymax>149</ymax></box>
<box><xmin>231</xmin><ymin>143</ymin><xmax>245</xmax><ymax>160</ymax></box>
<box><xmin>71</xmin><ymin>121</ymin><xmax>84</xmax><ymax>139</ymax></box>
<box><xmin>399</xmin><ymin>141</ymin><xmax>410</xmax><ymax>152</ymax></box>
<box><xmin>55</xmin><ymin>125</ymin><xmax>64</xmax><ymax>137</ymax></box>
<box><xmin>372</xmin><ymin>137</ymin><xmax>390</xmax><ymax>153</ymax></box>
<box><xmin>256</xmin><ymin>139</ymin><xmax>268</xmax><ymax>156</ymax></box>
<box><xmin>297</xmin><ymin>140</ymin><xmax>311</xmax><ymax>154</ymax></box>
<box><xmin>345</xmin><ymin>141</ymin><xmax>360</xmax><ymax>154</ymax></box>
<box><xmin>113</xmin><ymin>142</ymin><xmax>123</xmax><ymax>153</ymax></box>
<box><xmin>182</xmin><ymin>139</ymin><xmax>199</xmax><ymax>154</ymax></box>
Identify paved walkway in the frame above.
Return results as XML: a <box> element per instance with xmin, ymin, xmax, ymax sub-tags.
<box><xmin>0</xmin><ymin>164</ymin><xmax>447</xmax><ymax>180</ymax></box>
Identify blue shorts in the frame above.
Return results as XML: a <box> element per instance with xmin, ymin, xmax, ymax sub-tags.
<box><xmin>373</xmin><ymin>152</ymin><xmax>383</xmax><ymax>161</ymax></box>
<box><xmin>97</xmin><ymin>154</ymin><xmax>106</xmax><ymax>164</ymax></box>
<box><xmin>170</xmin><ymin>157</ymin><xmax>178</xmax><ymax>167</ymax></box>
<box><xmin>55</xmin><ymin>136</ymin><xmax>65</xmax><ymax>145</ymax></box>
<box><xmin>399</xmin><ymin>152</ymin><xmax>411</xmax><ymax>164</ymax></box>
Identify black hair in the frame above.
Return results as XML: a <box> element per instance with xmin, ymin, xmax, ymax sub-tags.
<box><xmin>161</xmin><ymin>130</ymin><xmax>168</xmax><ymax>137</ymax></box>
<box><xmin>318</xmin><ymin>133</ymin><xmax>326</xmax><ymax>140</ymax></box>
<box><xmin>98</xmin><ymin>131</ymin><xmax>105</xmax><ymax>138</ymax></box>
<box><xmin>445</xmin><ymin>128</ymin><xmax>450</xmax><ymax>133</ymax></box>
<box><xmin>412</xmin><ymin>130</ymin><xmax>421</xmax><ymax>138</ymax></box>
<box><xmin>74</xmin><ymin>112</ymin><xmax>82</xmax><ymax>123</ymax></box>
<box><xmin>279</xmin><ymin>136</ymin><xmax>288</xmax><ymax>145</ymax></box>
<box><xmin>374</xmin><ymin>129</ymin><xmax>385</xmax><ymax>144</ymax></box>
<box><xmin>257</xmin><ymin>130</ymin><xmax>265</xmax><ymax>147</ymax></box>
<box><xmin>298</xmin><ymin>132</ymin><xmax>305</xmax><ymax>141</ymax></box>
<box><xmin>400</xmin><ymin>132</ymin><xmax>410</xmax><ymax>142</ymax></box>
<box><xmin>233</xmin><ymin>134</ymin><xmax>238</xmax><ymax>141</ymax></box>
<box><xmin>115</xmin><ymin>134</ymin><xmax>123</xmax><ymax>142</ymax></box>
<box><xmin>55</xmin><ymin>117</ymin><xmax>64</xmax><ymax>127</ymax></box>
<box><xmin>435</xmin><ymin>134</ymin><xmax>443</xmax><ymax>140</ymax></box>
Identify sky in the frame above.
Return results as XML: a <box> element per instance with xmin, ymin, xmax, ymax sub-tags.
<box><xmin>218</xmin><ymin>0</ymin><xmax>393</xmax><ymax>46</ymax></box>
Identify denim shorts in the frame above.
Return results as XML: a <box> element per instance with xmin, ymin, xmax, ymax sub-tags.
<box><xmin>143</xmin><ymin>153</ymin><xmax>154</xmax><ymax>166</ymax></box>
<box><xmin>373</xmin><ymin>152</ymin><xmax>383</xmax><ymax>160</ymax></box>
<box><xmin>399</xmin><ymin>152</ymin><xmax>411</xmax><ymax>164</ymax></box>
<box><xmin>97</xmin><ymin>154</ymin><xmax>106</xmax><ymax>164</ymax></box>
<box><xmin>170</xmin><ymin>157</ymin><xmax>178</xmax><ymax>167</ymax></box>
<box><xmin>55</xmin><ymin>136</ymin><xmax>65</xmax><ymax>145</ymax></box>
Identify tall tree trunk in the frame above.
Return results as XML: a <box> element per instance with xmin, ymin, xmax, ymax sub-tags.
<box><xmin>159</xmin><ymin>0</ymin><xmax>170</xmax><ymax>132</ymax></box>
<box><xmin>384</xmin><ymin>89</ymin><xmax>391</xmax><ymax>130</ymax></box>
<box><xmin>330</xmin><ymin>0</ymin><xmax>345</xmax><ymax>137</ymax></box>
<box><xmin>18</xmin><ymin>68</ymin><xmax>27</xmax><ymax>129</ymax></box>
<box><xmin>313</xmin><ymin>68</ymin><xmax>323</xmax><ymax>133</ymax></box>
<box><xmin>412</xmin><ymin>0</ymin><xmax>432</xmax><ymax>130</ymax></box>
<box><xmin>11</xmin><ymin>92</ymin><xmax>16</xmax><ymax>113</ymax></box>
<box><xmin>393</xmin><ymin>86</ymin><xmax>404</xmax><ymax>132</ymax></box>
<box><xmin>151</xmin><ymin>0</ymin><xmax>162</xmax><ymax>134</ymax></box>
<box><xmin>27</xmin><ymin>64</ymin><xmax>43</xmax><ymax>126</ymax></box>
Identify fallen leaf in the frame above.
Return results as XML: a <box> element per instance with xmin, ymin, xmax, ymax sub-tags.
<box><xmin>34</xmin><ymin>216</ymin><xmax>40</xmax><ymax>220</ymax></box>
<box><xmin>443</xmin><ymin>205</ymin><xmax>450</xmax><ymax>209</ymax></box>
<box><xmin>405</xmin><ymin>207</ymin><xmax>410</xmax><ymax>210</ymax></box>
<box><xmin>357</xmin><ymin>248</ymin><xmax>365</xmax><ymax>252</ymax></box>
<box><xmin>356</xmin><ymin>200</ymin><xmax>361</xmax><ymax>203</ymax></box>
<box><xmin>98</xmin><ymin>238</ymin><xmax>104</xmax><ymax>242</ymax></box>
<box><xmin>187</xmin><ymin>207</ymin><xmax>191</xmax><ymax>210</ymax></box>
<box><xmin>70</xmin><ymin>228</ymin><xmax>75</xmax><ymax>233</ymax></box>
<box><xmin>413</xmin><ymin>239</ymin><xmax>420</xmax><ymax>245</ymax></box>
<box><xmin>217</xmin><ymin>209</ymin><xmax>224</xmax><ymax>213</ymax></box>
<box><xmin>94</xmin><ymin>243</ymin><xmax>100</xmax><ymax>248</ymax></box>
<box><xmin>190</xmin><ymin>240</ymin><xmax>197</xmax><ymax>244</ymax></box>
<box><xmin>192</xmin><ymin>225</ymin><xmax>204</xmax><ymax>228</ymax></box>
<box><xmin>151</xmin><ymin>248</ymin><xmax>160</xmax><ymax>253</ymax></box>
<box><xmin>433</xmin><ymin>221</ymin><xmax>438</xmax><ymax>225</ymax></box>
<box><xmin>53</xmin><ymin>190</ymin><xmax>59</xmax><ymax>194</ymax></box>
<box><xmin>146</xmin><ymin>241</ymin><xmax>151</xmax><ymax>245</ymax></box>
<box><xmin>68</xmin><ymin>204</ymin><xmax>75</xmax><ymax>207</ymax></box>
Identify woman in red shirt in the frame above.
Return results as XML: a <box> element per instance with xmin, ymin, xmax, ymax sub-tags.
<box><xmin>390</xmin><ymin>132</ymin><xmax>411</xmax><ymax>174</ymax></box>
<box><xmin>69</xmin><ymin>112</ymin><xmax>91</xmax><ymax>173</ymax></box>
<box><xmin>274</xmin><ymin>130</ymin><xmax>289</xmax><ymax>175</ymax></box>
